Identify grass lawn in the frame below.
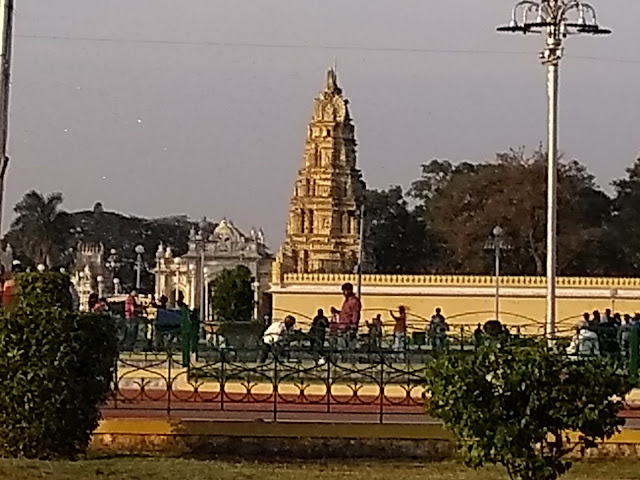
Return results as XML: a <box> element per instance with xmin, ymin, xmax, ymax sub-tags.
<box><xmin>0</xmin><ymin>458</ymin><xmax>639</xmax><ymax>480</ymax></box>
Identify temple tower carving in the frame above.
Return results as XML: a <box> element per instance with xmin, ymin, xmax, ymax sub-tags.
<box><xmin>277</xmin><ymin>67</ymin><xmax>365</xmax><ymax>275</ymax></box>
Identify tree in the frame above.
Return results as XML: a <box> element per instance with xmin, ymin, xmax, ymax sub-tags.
<box><xmin>426</xmin><ymin>343</ymin><xmax>632</xmax><ymax>480</ymax></box>
<box><xmin>211</xmin><ymin>266</ymin><xmax>255</xmax><ymax>323</ymax></box>
<box><xmin>409</xmin><ymin>148</ymin><xmax>614</xmax><ymax>276</ymax></box>
<box><xmin>3</xmin><ymin>192</ymin><xmax>195</xmax><ymax>290</ymax></box>
<box><xmin>8</xmin><ymin>190</ymin><xmax>70</xmax><ymax>268</ymax></box>
<box><xmin>364</xmin><ymin>186</ymin><xmax>433</xmax><ymax>273</ymax></box>
<box><xmin>610</xmin><ymin>157</ymin><xmax>640</xmax><ymax>275</ymax></box>
<box><xmin>0</xmin><ymin>273</ymin><xmax>117</xmax><ymax>458</ymax></box>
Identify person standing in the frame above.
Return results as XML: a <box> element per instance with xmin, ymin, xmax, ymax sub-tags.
<box><xmin>2</xmin><ymin>260</ymin><xmax>21</xmax><ymax>309</ymax></box>
<box><xmin>69</xmin><ymin>282</ymin><xmax>80</xmax><ymax>310</ymax></box>
<box><xmin>603</xmin><ymin>308</ymin><xmax>613</xmax><ymax>324</ymax></box>
<box><xmin>309</xmin><ymin>309</ymin><xmax>329</xmax><ymax>362</ymax></box>
<box><xmin>429</xmin><ymin>308</ymin><xmax>449</xmax><ymax>354</ymax></box>
<box><xmin>88</xmin><ymin>293</ymin><xmax>99</xmax><ymax>312</ymax></box>
<box><xmin>124</xmin><ymin>290</ymin><xmax>139</xmax><ymax>350</ymax></box>
<box><xmin>619</xmin><ymin>314</ymin><xmax>633</xmax><ymax>357</ymax></box>
<box><xmin>330</xmin><ymin>282</ymin><xmax>362</xmax><ymax>352</ymax></box>
<box><xmin>390</xmin><ymin>306</ymin><xmax>407</xmax><ymax>360</ymax></box>
<box><xmin>366</xmin><ymin>314</ymin><xmax>384</xmax><ymax>351</ymax></box>
<box><xmin>473</xmin><ymin>323</ymin><xmax>484</xmax><ymax>346</ymax></box>
<box><xmin>592</xmin><ymin>310</ymin><xmax>602</xmax><ymax>325</ymax></box>
<box><xmin>176</xmin><ymin>291</ymin><xmax>187</xmax><ymax>309</ymax></box>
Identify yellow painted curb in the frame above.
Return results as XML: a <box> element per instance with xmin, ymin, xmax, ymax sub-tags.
<box><xmin>96</xmin><ymin>419</ymin><xmax>453</xmax><ymax>441</ymax></box>
<box><xmin>95</xmin><ymin>419</ymin><xmax>176</xmax><ymax>436</ymax></box>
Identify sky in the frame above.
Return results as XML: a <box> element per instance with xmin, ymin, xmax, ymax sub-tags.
<box><xmin>7</xmin><ymin>0</ymin><xmax>640</xmax><ymax>247</ymax></box>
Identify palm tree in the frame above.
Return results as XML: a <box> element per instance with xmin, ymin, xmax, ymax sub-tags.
<box><xmin>10</xmin><ymin>190</ymin><xmax>67</xmax><ymax>267</ymax></box>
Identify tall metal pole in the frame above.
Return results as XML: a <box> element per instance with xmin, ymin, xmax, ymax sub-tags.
<box><xmin>357</xmin><ymin>204</ymin><xmax>365</xmax><ymax>300</ymax></box>
<box><xmin>498</xmin><ymin>0</ymin><xmax>611</xmax><ymax>339</ymax></box>
<box><xmin>200</xmin><ymin>243</ymin><xmax>206</xmax><ymax>321</ymax></box>
<box><xmin>0</xmin><ymin>0</ymin><xmax>14</xmax><ymax>233</ymax></box>
<box><xmin>544</xmin><ymin>28</ymin><xmax>562</xmax><ymax>338</ymax></box>
<box><xmin>135</xmin><ymin>254</ymin><xmax>142</xmax><ymax>290</ymax></box>
<box><xmin>495</xmin><ymin>244</ymin><xmax>501</xmax><ymax>322</ymax></box>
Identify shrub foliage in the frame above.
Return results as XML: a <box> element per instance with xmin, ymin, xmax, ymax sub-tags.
<box><xmin>425</xmin><ymin>343</ymin><xmax>633</xmax><ymax>480</ymax></box>
<box><xmin>0</xmin><ymin>273</ymin><xmax>118</xmax><ymax>458</ymax></box>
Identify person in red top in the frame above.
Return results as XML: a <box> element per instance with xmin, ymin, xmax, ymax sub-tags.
<box><xmin>123</xmin><ymin>290</ymin><xmax>139</xmax><ymax>350</ymax></box>
<box><xmin>2</xmin><ymin>261</ymin><xmax>21</xmax><ymax>310</ymax></box>
<box><xmin>330</xmin><ymin>283</ymin><xmax>361</xmax><ymax>351</ymax></box>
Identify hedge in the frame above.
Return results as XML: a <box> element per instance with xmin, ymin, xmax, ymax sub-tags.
<box><xmin>0</xmin><ymin>273</ymin><xmax>118</xmax><ymax>458</ymax></box>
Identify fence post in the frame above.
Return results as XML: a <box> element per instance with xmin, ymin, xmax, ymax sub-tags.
<box><xmin>630</xmin><ymin>326</ymin><xmax>638</xmax><ymax>385</ymax></box>
<box><xmin>181</xmin><ymin>308</ymin><xmax>191</xmax><ymax>368</ymax></box>
<box><xmin>113</xmin><ymin>351</ymin><xmax>119</xmax><ymax>410</ymax></box>
<box><xmin>220</xmin><ymin>348</ymin><xmax>226</xmax><ymax>412</ymax></box>
<box><xmin>167</xmin><ymin>348</ymin><xmax>172</xmax><ymax>416</ymax></box>
<box><xmin>326</xmin><ymin>355</ymin><xmax>331</xmax><ymax>414</ymax></box>
<box><xmin>379</xmin><ymin>356</ymin><xmax>385</xmax><ymax>424</ymax></box>
<box><xmin>273</xmin><ymin>356</ymin><xmax>279</xmax><ymax>422</ymax></box>
<box><xmin>460</xmin><ymin>326</ymin><xmax>464</xmax><ymax>351</ymax></box>
<box><xmin>190</xmin><ymin>309</ymin><xmax>199</xmax><ymax>363</ymax></box>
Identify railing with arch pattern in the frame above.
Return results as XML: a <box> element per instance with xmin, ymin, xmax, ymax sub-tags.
<box><xmin>106</xmin><ymin>309</ymin><xmax>599</xmax><ymax>422</ymax></box>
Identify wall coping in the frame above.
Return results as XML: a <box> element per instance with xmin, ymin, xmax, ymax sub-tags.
<box><xmin>280</xmin><ymin>274</ymin><xmax>640</xmax><ymax>289</ymax></box>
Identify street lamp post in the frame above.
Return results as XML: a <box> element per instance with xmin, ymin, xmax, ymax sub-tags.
<box><xmin>106</xmin><ymin>248</ymin><xmax>119</xmax><ymax>295</ymax></box>
<box><xmin>484</xmin><ymin>226</ymin><xmax>512</xmax><ymax>322</ymax></box>
<box><xmin>134</xmin><ymin>245</ymin><xmax>145</xmax><ymax>290</ymax></box>
<box><xmin>497</xmin><ymin>1</ymin><xmax>610</xmax><ymax>338</ymax></box>
<box><xmin>96</xmin><ymin>275</ymin><xmax>104</xmax><ymax>298</ymax></box>
<box><xmin>196</xmin><ymin>218</ymin><xmax>209</xmax><ymax>320</ymax></box>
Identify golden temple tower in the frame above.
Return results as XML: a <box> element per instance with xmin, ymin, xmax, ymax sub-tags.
<box><xmin>277</xmin><ymin>67</ymin><xmax>365</xmax><ymax>275</ymax></box>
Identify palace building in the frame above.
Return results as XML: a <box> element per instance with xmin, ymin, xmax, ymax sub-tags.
<box><xmin>154</xmin><ymin>219</ymin><xmax>273</xmax><ymax>321</ymax></box>
<box><xmin>275</xmin><ymin>67</ymin><xmax>365</xmax><ymax>277</ymax></box>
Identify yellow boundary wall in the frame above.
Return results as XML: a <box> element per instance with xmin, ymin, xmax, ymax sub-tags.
<box><xmin>270</xmin><ymin>274</ymin><xmax>640</xmax><ymax>335</ymax></box>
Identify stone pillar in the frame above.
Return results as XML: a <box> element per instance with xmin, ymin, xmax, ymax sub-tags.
<box><xmin>203</xmin><ymin>268</ymin><xmax>210</xmax><ymax>321</ymax></box>
<box><xmin>189</xmin><ymin>264</ymin><xmax>196</xmax><ymax>309</ymax></box>
<box><xmin>157</xmin><ymin>267</ymin><xmax>165</xmax><ymax>298</ymax></box>
<box><xmin>351</xmin><ymin>214</ymin><xmax>358</xmax><ymax>236</ymax></box>
<box><xmin>253</xmin><ymin>280</ymin><xmax>260</xmax><ymax>321</ymax></box>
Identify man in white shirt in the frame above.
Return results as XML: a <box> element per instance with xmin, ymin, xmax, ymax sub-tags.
<box><xmin>567</xmin><ymin>321</ymin><xmax>600</xmax><ymax>359</ymax></box>
<box><xmin>259</xmin><ymin>315</ymin><xmax>296</xmax><ymax>363</ymax></box>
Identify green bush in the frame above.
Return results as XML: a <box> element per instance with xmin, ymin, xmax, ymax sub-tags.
<box><xmin>211</xmin><ymin>266</ymin><xmax>255</xmax><ymax>323</ymax></box>
<box><xmin>426</xmin><ymin>343</ymin><xmax>633</xmax><ymax>480</ymax></box>
<box><xmin>0</xmin><ymin>273</ymin><xmax>118</xmax><ymax>459</ymax></box>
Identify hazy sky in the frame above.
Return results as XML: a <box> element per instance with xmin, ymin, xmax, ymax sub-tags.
<box><xmin>7</xmin><ymin>0</ymin><xmax>640</xmax><ymax>247</ymax></box>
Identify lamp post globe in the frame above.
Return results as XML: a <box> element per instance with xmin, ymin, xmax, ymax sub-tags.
<box><xmin>134</xmin><ymin>245</ymin><xmax>145</xmax><ymax>290</ymax></box>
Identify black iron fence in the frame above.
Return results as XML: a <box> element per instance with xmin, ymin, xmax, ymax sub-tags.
<box><xmin>108</xmin><ymin>347</ymin><xmax>432</xmax><ymax>423</ymax></box>
<box><xmin>106</xmin><ymin>308</ymin><xmax>640</xmax><ymax>422</ymax></box>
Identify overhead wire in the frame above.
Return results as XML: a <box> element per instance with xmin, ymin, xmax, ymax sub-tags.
<box><xmin>15</xmin><ymin>33</ymin><xmax>640</xmax><ymax>66</ymax></box>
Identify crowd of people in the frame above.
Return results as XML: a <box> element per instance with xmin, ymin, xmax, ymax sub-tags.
<box><xmin>566</xmin><ymin>308</ymin><xmax>640</xmax><ymax>358</ymax></box>
<box><xmin>258</xmin><ymin>282</ymin><xmax>450</xmax><ymax>363</ymax></box>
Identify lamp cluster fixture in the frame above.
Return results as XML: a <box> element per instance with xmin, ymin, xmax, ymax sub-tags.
<box><xmin>497</xmin><ymin>0</ymin><xmax>610</xmax><ymax>37</ymax></box>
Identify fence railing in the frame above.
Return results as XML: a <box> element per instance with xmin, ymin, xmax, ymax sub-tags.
<box><xmin>108</xmin><ymin>347</ymin><xmax>433</xmax><ymax>423</ymax></box>
<box><xmin>106</xmin><ymin>309</ymin><xmax>640</xmax><ymax>422</ymax></box>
